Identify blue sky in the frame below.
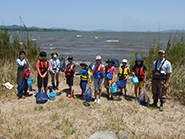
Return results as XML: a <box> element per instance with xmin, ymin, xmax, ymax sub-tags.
<box><xmin>0</xmin><ymin>0</ymin><xmax>185</xmax><ymax>31</ymax></box>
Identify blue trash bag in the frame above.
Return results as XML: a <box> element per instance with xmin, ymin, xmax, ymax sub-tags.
<box><xmin>116</xmin><ymin>79</ymin><xmax>127</xmax><ymax>89</ymax></box>
<box><xmin>36</xmin><ymin>92</ymin><xmax>48</xmax><ymax>104</ymax></box>
<box><xmin>112</xmin><ymin>58</ymin><xmax>120</xmax><ymax>67</ymax></box>
<box><xmin>138</xmin><ymin>93</ymin><xmax>150</xmax><ymax>105</ymax></box>
<box><xmin>17</xmin><ymin>80</ymin><xmax>27</xmax><ymax>94</ymax></box>
<box><xmin>84</xmin><ymin>87</ymin><xmax>92</xmax><ymax>102</ymax></box>
<box><xmin>59</xmin><ymin>59</ymin><xmax>66</xmax><ymax>72</ymax></box>
<box><xmin>105</xmin><ymin>72</ymin><xmax>113</xmax><ymax>79</ymax></box>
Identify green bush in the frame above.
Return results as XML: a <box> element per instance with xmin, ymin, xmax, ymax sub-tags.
<box><xmin>129</xmin><ymin>38</ymin><xmax>185</xmax><ymax>104</ymax></box>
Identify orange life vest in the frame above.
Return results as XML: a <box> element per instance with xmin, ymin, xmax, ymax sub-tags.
<box><xmin>135</xmin><ymin>66</ymin><xmax>145</xmax><ymax>79</ymax></box>
<box><xmin>66</xmin><ymin>63</ymin><xmax>76</xmax><ymax>76</ymax></box>
<box><xmin>39</xmin><ymin>60</ymin><xmax>49</xmax><ymax>74</ymax></box>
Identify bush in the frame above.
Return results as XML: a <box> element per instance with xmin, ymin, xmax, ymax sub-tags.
<box><xmin>129</xmin><ymin>38</ymin><xmax>185</xmax><ymax>104</ymax></box>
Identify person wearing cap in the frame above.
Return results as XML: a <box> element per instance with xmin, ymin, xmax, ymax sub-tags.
<box><xmin>65</xmin><ymin>55</ymin><xmax>76</xmax><ymax>98</ymax></box>
<box><xmin>104</xmin><ymin>59</ymin><xmax>116</xmax><ymax>100</ymax></box>
<box><xmin>76</xmin><ymin>63</ymin><xmax>91</xmax><ymax>96</ymax></box>
<box><xmin>36</xmin><ymin>51</ymin><xmax>51</xmax><ymax>94</ymax></box>
<box><xmin>49</xmin><ymin>52</ymin><xmax>60</xmax><ymax>90</ymax></box>
<box><xmin>151</xmin><ymin>50</ymin><xmax>172</xmax><ymax>111</ymax></box>
<box><xmin>90</xmin><ymin>55</ymin><xmax>105</xmax><ymax>104</ymax></box>
<box><xmin>117</xmin><ymin>59</ymin><xmax>130</xmax><ymax>96</ymax></box>
<box><xmin>132</xmin><ymin>57</ymin><xmax>147</xmax><ymax>99</ymax></box>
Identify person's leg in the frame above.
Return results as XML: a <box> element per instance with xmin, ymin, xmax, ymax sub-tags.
<box><xmin>56</xmin><ymin>72</ymin><xmax>59</xmax><ymax>90</ymax></box>
<box><xmin>152</xmin><ymin>79</ymin><xmax>159</xmax><ymax>106</ymax></box>
<box><xmin>38</xmin><ymin>77</ymin><xmax>42</xmax><ymax>93</ymax></box>
<box><xmin>98</xmin><ymin>89</ymin><xmax>102</xmax><ymax>99</ymax></box>
<box><xmin>98</xmin><ymin>79</ymin><xmax>104</xmax><ymax>99</ymax></box>
<box><xmin>139</xmin><ymin>88</ymin><xmax>142</xmax><ymax>97</ymax></box>
<box><xmin>44</xmin><ymin>77</ymin><xmax>48</xmax><ymax>94</ymax></box>
<box><xmin>94</xmin><ymin>79</ymin><xmax>98</xmax><ymax>102</ymax></box>
<box><xmin>159</xmin><ymin>80</ymin><xmax>167</xmax><ymax>111</ymax></box>
<box><xmin>51</xmin><ymin>72</ymin><xmax>55</xmax><ymax>90</ymax></box>
<box><xmin>69</xmin><ymin>76</ymin><xmax>74</xmax><ymax>98</ymax></box>
<box><xmin>124</xmin><ymin>87</ymin><xmax>127</xmax><ymax>96</ymax></box>
<box><xmin>66</xmin><ymin>76</ymin><xmax>71</xmax><ymax>90</ymax></box>
<box><xmin>134</xmin><ymin>86</ymin><xmax>137</xmax><ymax>98</ymax></box>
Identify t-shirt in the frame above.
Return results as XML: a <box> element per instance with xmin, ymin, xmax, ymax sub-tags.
<box><xmin>105</xmin><ymin>65</ymin><xmax>116</xmax><ymax>75</ymax></box>
<box><xmin>36</xmin><ymin>60</ymin><xmax>51</xmax><ymax>77</ymax></box>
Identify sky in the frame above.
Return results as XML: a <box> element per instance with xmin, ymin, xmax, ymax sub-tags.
<box><xmin>0</xmin><ymin>0</ymin><xmax>185</xmax><ymax>31</ymax></box>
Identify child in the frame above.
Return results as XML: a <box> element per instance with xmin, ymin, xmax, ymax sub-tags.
<box><xmin>76</xmin><ymin>63</ymin><xmax>91</xmax><ymax>96</ymax></box>
<box><xmin>36</xmin><ymin>51</ymin><xmax>51</xmax><ymax>94</ymax></box>
<box><xmin>90</xmin><ymin>55</ymin><xmax>105</xmax><ymax>104</ymax></box>
<box><xmin>132</xmin><ymin>57</ymin><xmax>146</xmax><ymax>99</ymax></box>
<box><xmin>104</xmin><ymin>59</ymin><xmax>116</xmax><ymax>100</ymax></box>
<box><xmin>49</xmin><ymin>52</ymin><xmax>60</xmax><ymax>90</ymax></box>
<box><xmin>65</xmin><ymin>55</ymin><xmax>76</xmax><ymax>98</ymax></box>
<box><xmin>117</xmin><ymin>59</ymin><xmax>130</xmax><ymax>96</ymax></box>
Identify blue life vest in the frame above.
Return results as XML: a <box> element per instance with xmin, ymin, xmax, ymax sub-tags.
<box><xmin>94</xmin><ymin>71</ymin><xmax>104</xmax><ymax>79</ymax></box>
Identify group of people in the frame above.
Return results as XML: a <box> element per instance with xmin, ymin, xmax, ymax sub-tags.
<box><xmin>16</xmin><ymin>49</ymin><xmax>172</xmax><ymax>111</ymax></box>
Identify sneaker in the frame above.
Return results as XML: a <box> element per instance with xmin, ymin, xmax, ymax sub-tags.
<box><xmin>69</xmin><ymin>95</ymin><xmax>74</xmax><ymax>98</ymax></box>
<box><xmin>97</xmin><ymin>99</ymin><xmax>100</xmax><ymax>103</ymax></box>
<box><xmin>110</xmin><ymin>97</ymin><xmax>114</xmax><ymax>100</ymax></box>
<box><xmin>94</xmin><ymin>99</ymin><xmax>98</xmax><ymax>103</ymax></box>
<box><xmin>159</xmin><ymin>106</ymin><xmax>163</xmax><ymax>112</ymax></box>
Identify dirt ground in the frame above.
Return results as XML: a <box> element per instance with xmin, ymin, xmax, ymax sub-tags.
<box><xmin>0</xmin><ymin>73</ymin><xmax>185</xmax><ymax>139</ymax></box>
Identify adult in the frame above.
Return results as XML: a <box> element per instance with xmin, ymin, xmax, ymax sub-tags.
<box><xmin>90</xmin><ymin>55</ymin><xmax>105</xmax><ymax>104</ymax></box>
<box><xmin>49</xmin><ymin>52</ymin><xmax>60</xmax><ymax>90</ymax></box>
<box><xmin>152</xmin><ymin>50</ymin><xmax>172</xmax><ymax>111</ymax></box>
<box><xmin>16</xmin><ymin>51</ymin><xmax>30</xmax><ymax>98</ymax></box>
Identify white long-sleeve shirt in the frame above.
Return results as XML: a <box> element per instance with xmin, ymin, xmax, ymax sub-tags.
<box><xmin>49</xmin><ymin>58</ymin><xmax>60</xmax><ymax>73</ymax></box>
<box><xmin>16</xmin><ymin>58</ymin><xmax>28</xmax><ymax>68</ymax></box>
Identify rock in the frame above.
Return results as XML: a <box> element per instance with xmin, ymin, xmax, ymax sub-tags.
<box><xmin>119</xmin><ymin>130</ymin><xmax>133</xmax><ymax>136</ymax></box>
<box><xmin>55</xmin><ymin>135</ymin><xmax>62</xmax><ymax>139</ymax></box>
<box><xmin>0</xmin><ymin>137</ymin><xmax>6</xmax><ymax>139</ymax></box>
<box><xmin>88</xmin><ymin>130</ymin><xmax>118</xmax><ymax>139</ymax></box>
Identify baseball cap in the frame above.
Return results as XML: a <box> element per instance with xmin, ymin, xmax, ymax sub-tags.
<box><xmin>96</xmin><ymin>55</ymin><xmax>101</xmax><ymax>60</ymax></box>
<box><xmin>68</xmin><ymin>55</ymin><xmax>73</xmax><ymax>60</ymax></box>
<box><xmin>158</xmin><ymin>50</ymin><xmax>165</xmax><ymax>54</ymax></box>
<box><xmin>122</xmin><ymin>59</ymin><xmax>128</xmax><ymax>63</ymax></box>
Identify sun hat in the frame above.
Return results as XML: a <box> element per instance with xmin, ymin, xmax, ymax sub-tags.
<box><xmin>158</xmin><ymin>50</ymin><xmax>165</xmax><ymax>54</ymax></box>
<box><xmin>80</xmin><ymin>63</ymin><xmax>88</xmax><ymax>67</ymax></box>
<box><xmin>96</xmin><ymin>55</ymin><xmax>101</xmax><ymax>60</ymax></box>
<box><xmin>67</xmin><ymin>55</ymin><xmax>73</xmax><ymax>60</ymax></box>
<box><xmin>51</xmin><ymin>52</ymin><xmax>58</xmax><ymax>56</ymax></box>
<box><xmin>136</xmin><ymin>57</ymin><xmax>142</xmax><ymax>61</ymax></box>
<box><xmin>122</xmin><ymin>59</ymin><xmax>128</xmax><ymax>63</ymax></box>
<box><xmin>106</xmin><ymin>58</ymin><xmax>114</xmax><ymax>63</ymax></box>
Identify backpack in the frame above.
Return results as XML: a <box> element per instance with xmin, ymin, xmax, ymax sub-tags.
<box><xmin>36</xmin><ymin>92</ymin><xmax>48</xmax><ymax>104</ymax></box>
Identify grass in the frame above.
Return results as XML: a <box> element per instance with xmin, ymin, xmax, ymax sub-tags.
<box><xmin>51</xmin><ymin>112</ymin><xmax>59</xmax><ymax>122</ymax></box>
<box><xmin>34</xmin><ymin>105</ymin><xmax>43</xmax><ymax>111</ymax></box>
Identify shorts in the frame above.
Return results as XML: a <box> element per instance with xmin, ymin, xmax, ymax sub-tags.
<box><xmin>135</xmin><ymin>81</ymin><xmax>144</xmax><ymax>89</ymax></box>
<box><xmin>94</xmin><ymin>78</ymin><xmax>104</xmax><ymax>91</ymax></box>
<box><xmin>152</xmin><ymin>79</ymin><xmax>166</xmax><ymax>100</ymax></box>
<box><xmin>38</xmin><ymin>77</ymin><xmax>48</xmax><ymax>88</ymax></box>
<box><xmin>80</xmin><ymin>81</ymin><xmax>87</xmax><ymax>91</ymax></box>
<box><xmin>66</xmin><ymin>76</ymin><xmax>73</xmax><ymax>86</ymax></box>
<box><xmin>104</xmin><ymin>78</ymin><xmax>112</xmax><ymax>88</ymax></box>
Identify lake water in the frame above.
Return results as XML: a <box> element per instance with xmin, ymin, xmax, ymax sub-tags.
<box><xmin>26</xmin><ymin>31</ymin><xmax>183</xmax><ymax>64</ymax></box>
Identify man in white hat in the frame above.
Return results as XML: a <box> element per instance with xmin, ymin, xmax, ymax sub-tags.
<box><xmin>152</xmin><ymin>50</ymin><xmax>172</xmax><ymax>111</ymax></box>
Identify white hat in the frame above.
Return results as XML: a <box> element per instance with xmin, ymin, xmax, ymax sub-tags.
<box><xmin>122</xmin><ymin>59</ymin><xmax>128</xmax><ymax>63</ymax></box>
<box><xmin>158</xmin><ymin>50</ymin><xmax>165</xmax><ymax>54</ymax></box>
<box><xmin>96</xmin><ymin>55</ymin><xmax>101</xmax><ymax>60</ymax></box>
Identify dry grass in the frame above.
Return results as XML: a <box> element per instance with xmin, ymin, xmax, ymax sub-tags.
<box><xmin>0</xmin><ymin>72</ymin><xmax>185</xmax><ymax>139</ymax></box>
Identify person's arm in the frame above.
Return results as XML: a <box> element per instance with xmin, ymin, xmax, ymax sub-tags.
<box><xmin>132</xmin><ymin>66</ymin><xmax>135</xmax><ymax>76</ymax></box>
<box><xmin>16</xmin><ymin>59</ymin><xmax>26</xmax><ymax>67</ymax></box>
<box><xmin>164</xmin><ymin>73</ymin><xmax>170</xmax><ymax>89</ymax></box>
<box><xmin>76</xmin><ymin>70</ymin><xmax>84</xmax><ymax>75</ymax></box>
<box><xmin>50</xmin><ymin>60</ymin><xmax>54</xmax><ymax>73</ymax></box>
<box><xmin>56</xmin><ymin>59</ymin><xmax>60</xmax><ymax>73</ymax></box>
<box><xmin>42</xmin><ymin>61</ymin><xmax>50</xmax><ymax>78</ymax></box>
<box><xmin>37</xmin><ymin>67</ymin><xmax>43</xmax><ymax>78</ymax></box>
<box><xmin>126</xmin><ymin>67</ymin><xmax>130</xmax><ymax>79</ymax></box>
<box><xmin>117</xmin><ymin>68</ymin><xmax>120</xmax><ymax>81</ymax></box>
<box><xmin>73</xmin><ymin>65</ymin><xmax>76</xmax><ymax>75</ymax></box>
<box><xmin>112</xmin><ymin>72</ymin><xmax>115</xmax><ymax>83</ymax></box>
<box><xmin>90</xmin><ymin>71</ymin><xmax>94</xmax><ymax>83</ymax></box>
